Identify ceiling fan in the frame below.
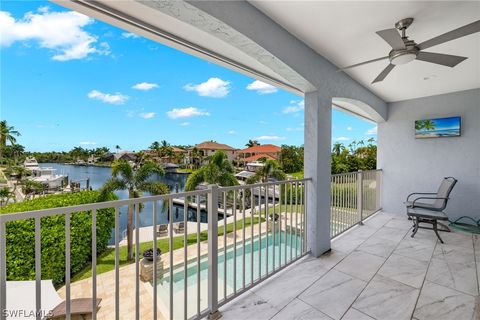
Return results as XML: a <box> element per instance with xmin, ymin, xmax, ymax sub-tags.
<box><xmin>339</xmin><ymin>18</ymin><xmax>480</xmax><ymax>83</ymax></box>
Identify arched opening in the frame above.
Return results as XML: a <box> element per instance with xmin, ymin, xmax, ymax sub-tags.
<box><xmin>333</xmin><ymin>97</ymin><xmax>386</xmax><ymax>123</ymax></box>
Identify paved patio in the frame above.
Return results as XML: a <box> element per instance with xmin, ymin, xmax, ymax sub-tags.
<box><xmin>218</xmin><ymin>211</ymin><xmax>480</xmax><ymax>320</ymax></box>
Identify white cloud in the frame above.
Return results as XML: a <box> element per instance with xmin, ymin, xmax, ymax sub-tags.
<box><xmin>259</xmin><ymin>120</ymin><xmax>269</xmax><ymax>125</ymax></box>
<box><xmin>254</xmin><ymin>135</ymin><xmax>286</xmax><ymax>141</ymax></box>
<box><xmin>79</xmin><ymin>141</ymin><xmax>97</xmax><ymax>146</ymax></box>
<box><xmin>166</xmin><ymin>107</ymin><xmax>210</xmax><ymax>119</ymax></box>
<box><xmin>347</xmin><ymin>126</ymin><xmax>353</xmax><ymax>131</ymax></box>
<box><xmin>0</xmin><ymin>8</ymin><xmax>110</xmax><ymax>61</ymax></box>
<box><xmin>183</xmin><ymin>77</ymin><xmax>230</xmax><ymax>98</ymax></box>
<box><xmin>87</xmin><ymin>90</ymin><xmax>128</xmax><ymax>105</ymax></box>
<box><xmin>336</xmin><ymin>137</ymin><xmax>350</xmax><ymax>141</ymax></box>
<box><xmin>121</xmin><ymin>32</ymin><xmax>139</xmax><ymax>39</ymax></box>
<box><xmin>132</xmin><ymin>82</ymin><xmax>158</xmax><ymax>91</ymax></box>
<box><xmin>282</xmin><ymin>100</ymin><xmax>304</xmax><ymax>114</ymax></box>
<box><xmin>286</xmin><ymin>127</ymin><xmax>303</xmax><ymax>132</ymax></box>
<box><xmin>139</xmin><ymin>112</ymin><xmax>156</xmax><ymax>119</ymax></box>
<box><xmin>246</xmin><ymin>80</ymin><xmax>277</xmax><ymax>94</ymax></box>
<box><xmin>228</xmin><ymin>130</ymin><xmax>237</xmax><ymax>135</ymax></box>
<box><xmin>366</xmin><ymin>126</ymin><xmax>378</xmax><ymax>135</ymax></box>
<box><xmin>180</xmin><ymin>122</ymin><xmax>190</xmax><ymax>126</ymax></box>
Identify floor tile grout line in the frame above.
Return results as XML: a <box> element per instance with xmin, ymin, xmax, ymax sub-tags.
<box><xmin>349</xmin><ymin>307</ymin><xmax>378</xmax><ymax>320</ymax></box>
<box><xmin>409</xmin><ymin>230</ymin><xmax>439</xmax><ymax>319</ymax></box>
<box><xmin>472</xmin><ymin>235</ymin><xmax>479</xmax><ymax>296</ymax></box>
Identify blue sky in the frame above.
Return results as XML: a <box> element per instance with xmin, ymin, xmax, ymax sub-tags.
<box><xmin>0</xmin><ymin>1</ymin><xmax>377</xmax><ymax>152</ymax></box>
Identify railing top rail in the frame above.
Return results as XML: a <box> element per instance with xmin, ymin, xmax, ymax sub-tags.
<box><xmin>0</xmin><ymin>178</ymin><xmax>312</xmax><ymax>223</ymax></box>
<box><xmin>331</xmin><ymin>169</ymin><xmax>382</xmax><ymax>177</ymax></box>
<box><xmin>218</xmin><ymin>178</ymin><xmax>311</xmax><ymax>192</ymax></box>
<box><xmin>0</xmin><ymin>188</ymin><xmax>210</xmax><ymax>223</ymax></box>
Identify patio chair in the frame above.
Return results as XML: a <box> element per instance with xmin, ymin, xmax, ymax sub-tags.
<box><xmin>157</xmin><ymin>224</ymin><xmax>168</xmax><ymax>236</ymax></box>
<box><xmin>405</xmin><ymin>177</ymin><xmax>457</xmax><ymax>243</ymax></box>
<box><xmin>174</xmin><ymin>221</ymin><xmax>185</xmax><ymax>234</ymax></box>
<box><xmin>49</xmin><ymin>298</ymin><xmax>102</xmax><ymax>319</ymax></box>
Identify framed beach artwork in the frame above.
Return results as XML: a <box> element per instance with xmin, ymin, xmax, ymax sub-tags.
<box><xmin>415</xmin><ymin>116</ymin><xmax>461</xmax><ymax>139</ymax></box>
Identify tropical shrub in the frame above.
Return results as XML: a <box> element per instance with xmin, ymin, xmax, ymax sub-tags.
<box><xmin>0</xmin><ymin>190</ymin><xmax>117</xmax><ymax>286</ymax></box>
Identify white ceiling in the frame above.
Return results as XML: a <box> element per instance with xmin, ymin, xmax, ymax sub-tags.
<box><xmin>250</xmin><ymin>1</ymin><xmax>480</xmax><ymax>102</ymax></box>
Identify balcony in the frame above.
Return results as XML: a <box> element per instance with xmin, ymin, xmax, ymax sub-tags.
<box><xmin>219</xmin><ymin>211</ymin><xmax>478</xmax><ymax>320</ymax></box>
<box><xmin>1</xmin><ymin>171</ymin><xmax>384</xmax><ymax>319</ymax></box>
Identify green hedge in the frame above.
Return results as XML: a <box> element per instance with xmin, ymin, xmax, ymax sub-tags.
<box><xmin>0</xmin><ymin>191</ymin><xmax>116</xmax><ymax>286</ymax></box>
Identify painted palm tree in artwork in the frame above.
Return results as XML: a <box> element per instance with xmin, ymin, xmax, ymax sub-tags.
<box><xmin>245</xmin><ymin>160</ymin><xmax>286</xmax><ymax>184</ymax></box>
<box><xmin>185</xmin><ymin>150</ymin><xmax>238</xmax><ymax>191</ymax></box>
<box><xmin>0</xmin><ymin>121</ymin><xmax>20</xmax><ymax>160</ymax></box>
<box><xmin>415</xmin><ymin>120</ymin><xmax>436</xmax><ymax>131</ymax></box>
<box><xmin>100</xmin><ymin>161</ymin><xmax>169</xmax><ymax>260</ymax></box>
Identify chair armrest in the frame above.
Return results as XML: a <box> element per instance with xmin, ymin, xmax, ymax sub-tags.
<box><xmin>412</xmin><ymin>197</ymin><xmax>448</xmax><ymax>207</ymax></box>
<box><xmin>406</xmin><ymin>192</ymin><xmax>436</xmax><ymax>202</ymax></box>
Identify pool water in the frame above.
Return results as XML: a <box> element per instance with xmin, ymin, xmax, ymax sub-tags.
<box><xmin>152</xmin><ymin>230</ymin><xmax>303</xmax><ymax>319</ymax></box>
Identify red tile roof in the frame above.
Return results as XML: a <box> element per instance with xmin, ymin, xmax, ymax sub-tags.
<box><xmin>194</xmin><ymin>141</ymin><xmax>235</xmax><ymax>151</ymax></box>
<box><xmin>243</xmin><ymin>154</ymin><xmax>276</xmax><ymax>162</ymax></box>
<box><xmin>238</xmin><ymin>144</ymin><xmax>281</xmax><ymax>154</ymax></box>
<box><xmin>172</xmin><ymin>147</ymin><xmax>187</xmax><ymax>153</ymax></box>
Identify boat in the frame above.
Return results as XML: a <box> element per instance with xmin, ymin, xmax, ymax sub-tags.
<box><xmin>23</xmin><ymin>157</ymin><xmax>39</xmax><ymax>170</ymax></box>
<box><xmin>31</xmin><ymin>167</ymin><xmax>68</xmax><ymax>189</ymax></box>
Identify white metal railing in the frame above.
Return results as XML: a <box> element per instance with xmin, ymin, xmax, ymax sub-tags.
<box><xmin>330</xmin><ymin>169</ymin><xmax>382</xmax><ymax>238</ymax></box>
<box><xmin>0</xmin><ymin>178</ymin><xmax>309</xmax><ymax>320</ymax></box>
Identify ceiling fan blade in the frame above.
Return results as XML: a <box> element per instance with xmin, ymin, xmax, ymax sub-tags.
<box><xmin>418</xmin><ymin>20</ymin><xmax>480</xmax><ymax>50</ymax></box>
<box><xmin>376</xmin><ymin>29</ymin><xmax>406</xmax><ymax>50</ymax></box>
<box><xmin>372</xmin><ymin>64</ymin><xmax>395</xmax><ymax>84</ymax></box>
<box><xmin>338</xmin><ymin>56</ymin><xmax>389</xmax><ymax>71</ymax></box>
<box><xmin>416</xmin><ymin>51</ymin><xmax>468</xmax><ymax>67</ymax></box>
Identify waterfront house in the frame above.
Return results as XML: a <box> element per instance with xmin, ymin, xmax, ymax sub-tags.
<box><xmin>237</xmin><ymin>144</ymin><xmax>281</xmax><ymax>167</ymax></box>
<box><xmin>189</xmin><ymin>141</ymin><xmax>237</xmax><ymax>164</ymax></box>
<box><xmin>113</xmin><ymin>151</ymin><xmax>137</xmax><ymax>162</ymax></box>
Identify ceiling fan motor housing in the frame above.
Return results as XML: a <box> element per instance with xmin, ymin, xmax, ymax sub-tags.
<box><xmin>389</xmin><ymin>38</ymin><xmax>419</xmax><ymax>65</ymax></box>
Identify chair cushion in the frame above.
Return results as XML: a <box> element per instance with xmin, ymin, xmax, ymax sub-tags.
<box><xmin>407</xmin><ymin>208</ymin><xmax>448</xmax><ymax>220</ymax></box>
<box><xmin>405</xmin><ymin>200</ymin><xmax>437</xmax><ymax>210</ymax></box>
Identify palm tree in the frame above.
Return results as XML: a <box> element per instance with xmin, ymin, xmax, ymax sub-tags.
<box><xmin>246</xmin><ymin>139</ymin><xmax>260</xmax><ymax>148</ymax></box>
<box><xmin>332</xmin><ymin>142</ymin><xmax>345</xmax><ymax>157</ymax></box>
<box><xmin>0</xmin><ymin>121</ymin><xmax>20</xmax><ymax>160</ymax></box>
<box><xmin>0</xmin><ymin>187</ymin><xmax>13</xmax><ymax>206</ymax></box>
<box><xmin>100</xmin><ymin>161</ymin><xmax>169</xmax><ymax>260</ymax></box>
<box><xmin>185</xmin><ymin>151</ymin><xmax>238</xmax><ymax>191</ymax></box>
<box><xmin>149</xmin><ymin>141</ymin><xmax>161</xmax><ymax>158</ymax></box>
<box><xmin>189</xmin><ymin>147</ymin><xmax>202</xmax><ymax>169</ymax></box>
<box><xmin>245</xmin><ymin>160</ymin><xmax>286</xmax><ymax>184</ymax></box>
<box><xmin>115</xmin><ymin>145</ymin><xmax>121</xmax><ymax>153</ymax></box>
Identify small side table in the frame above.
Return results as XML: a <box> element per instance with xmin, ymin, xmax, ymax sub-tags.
<box><xmin>407</xmin><ymin>207</ymin><xmax>450</xmax><ymax>243</ymax></box>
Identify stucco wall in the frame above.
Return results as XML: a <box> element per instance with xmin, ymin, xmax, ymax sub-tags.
<box><xmin>378</xmin><ymin>88</ymin><xmax>480</xmax><ymax>219</ymax></box>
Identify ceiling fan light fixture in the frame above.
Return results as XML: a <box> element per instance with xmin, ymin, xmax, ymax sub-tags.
<box><xmin>390</xmin><ymin>50</ymin><xmax>418</xmax><ymax>65</ymax></box>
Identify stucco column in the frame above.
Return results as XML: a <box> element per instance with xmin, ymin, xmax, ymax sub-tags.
<box><xmin>304</xmin><ymin>91</ymin><xmax>332</xmax><ymax>257</ymax></box>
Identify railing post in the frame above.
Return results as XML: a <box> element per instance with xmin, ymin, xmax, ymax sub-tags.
<box><xmin>207</xmin><ymin>185</ymin><xmax>221</xmax><ymax>320</ymax></box>
<box><xmin>357</xmin><ymin>170</ymin><xmax>364</xmax><ymax>225</ymax></box>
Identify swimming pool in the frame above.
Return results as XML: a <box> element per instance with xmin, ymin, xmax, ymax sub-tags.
<box><xmin>152</xmin><ymin>230</ymin><xmax>303</xmax><ymax>319</ymax></box>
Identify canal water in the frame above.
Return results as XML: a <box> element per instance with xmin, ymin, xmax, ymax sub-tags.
<box><xmin>41</xmin><ymin>163</ymin><xmax>216</xmax><ymax>244</ymax></box>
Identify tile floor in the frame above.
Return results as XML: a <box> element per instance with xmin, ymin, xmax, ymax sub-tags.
<box><xmin>218</xmin><ymin>211</ymin><xmax>480</xmax><ymax>320</ymax></box>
